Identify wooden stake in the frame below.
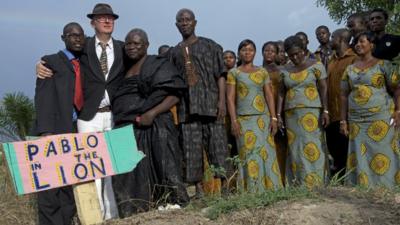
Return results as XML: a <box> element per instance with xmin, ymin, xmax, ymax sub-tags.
<box><xmin>73</xmin><ymin>182</ymin><xmax>103</xmax><ymax>225</ymax></box>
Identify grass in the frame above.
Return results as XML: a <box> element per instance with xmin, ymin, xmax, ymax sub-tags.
<box><xmin>0</xmin><ymin>145</ymin><xmax>37</xmax><ymax>225</ymax></box>
<box><xmin>187</xmin><ymin>186</ymin><xmax>314</xmax><ymax>220</ymax></box>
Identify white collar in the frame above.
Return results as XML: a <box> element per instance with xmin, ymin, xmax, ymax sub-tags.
<box><xmin>95</xmin><ymin>36</ymin><xmax>113</xmax><ymax>49</ymax></box>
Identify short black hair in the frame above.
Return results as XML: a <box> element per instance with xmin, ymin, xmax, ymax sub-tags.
<box><xmin>238</xmin><ymin>39</ymin><xmax>256</xmax><ymax>52</ymax></box>
<box><xmin>158</xmin><ymin>45</ymin><xmax>170</xmax><ymax>54</ymax></box>
<box><xmin>284</xmin><ymin>35</ymin><xmax>303</xmax><ymax>52</ymax></box>
<box><xmin>125</xmin><ymin>28</ymin><xmax>149</xmax><ymax>44</ymax></box>
<box><xmin>262</xmin><ymin>41</ymin><xmax>278</xmax><ymax>53</ymax></box>
<box><xmin>370</xmin><ymin>8</ymin><xmax>389</xmax><ymax>20</ymax></box>
<box><xmin>223</xmin><ymin>50</ymin><xmax>236</xmax><ymax>59</ymax></box>
<box><xmin>295</xmin><ymin>31</ymin><xmax>308</xmax><ymax>39</ymax></box>
<box><xmin>353</xmin><ymin>31</ymin><xmax>375</xmax><ymax>46</ymax></box>
<box><xmin>63</xmin><ymin>22</ymin><xmax>83</xmax><ymax>35</ymax></box>
<box><xmin>347</xmin><ymin>12</ymin><xmax>366</xmax><ymax>20</ymax></box>
<box><xmin>176</xmin><ymin>8</ymin><xmax>195</xmax><ymax>21</ymax></box>
<box><xmin>315</xmin><ymin>25</ymin><xmax>329</xmax><ymax>33</ymax></box>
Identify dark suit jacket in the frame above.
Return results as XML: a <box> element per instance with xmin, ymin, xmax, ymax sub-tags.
<box><xmin>78</xmin><ymin>36</ymin><xmax>125</xmax><ymax>121</ymax></box>
<box><xmin>34</xmin><ymin>51</ymin><xmax>76</xmax><ymax>135</ymax></box>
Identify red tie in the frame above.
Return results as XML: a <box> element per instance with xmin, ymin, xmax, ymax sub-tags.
<box><xmin>71</xmin><ymin>59</ymin><xmax>84</xmax><ymax>111</ymax></box>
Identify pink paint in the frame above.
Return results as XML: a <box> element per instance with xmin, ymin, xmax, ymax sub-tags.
<box><xmin>13</xmin><ymin>132</ymin><xmax>114</xmax><ymax>193</ymax></box>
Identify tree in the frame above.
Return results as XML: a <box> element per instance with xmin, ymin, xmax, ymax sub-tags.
<box><xmin>316</xmin><ymin>0</ymin><xmax>400</xmax><ymax>34</ymax></box>
<box><xmin>0</xmin><ymin>92</ymin><xmax>35</xmax><ymax>141</ymax></box>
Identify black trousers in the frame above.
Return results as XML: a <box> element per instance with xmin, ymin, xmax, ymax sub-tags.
<box><xmin>37</xmin><ymin>187</ymin><xmax>76</xmax><ymax>225</ymax></box>
<box><xmin>325</xmin><ymin>121</ymin><xmax>349</xmax><ymax>177</ymax></box>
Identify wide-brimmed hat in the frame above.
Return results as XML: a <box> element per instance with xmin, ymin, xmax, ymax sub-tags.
<box><xmin>87</xmin><ymin>3</ymin><xmax>119</xmax><ymax>19</ymax></box>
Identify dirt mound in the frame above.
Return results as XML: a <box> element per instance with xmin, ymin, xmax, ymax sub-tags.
<box><xmin>104</xmin><ymin>188</ymin><xmax>400</xmax><ymax>225</ymax></box>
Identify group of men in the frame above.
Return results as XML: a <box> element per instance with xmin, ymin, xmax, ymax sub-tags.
<box><xmin>35</xmin><ymin>3</ymin><xmax>228</xmax><ymax>225</ymax></box>
<box><xmin>33</xmin><ymin>3</ymin><xmax>400</xmax><ymax>225</ymax></box>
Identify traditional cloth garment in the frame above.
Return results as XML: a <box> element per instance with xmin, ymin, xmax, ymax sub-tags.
<box><xmin>280</xmin><ymin>62</ymin><xmax>328</xmax><ymax>188</ymax></box>
<box><xmin>111</xmin><ymin>55</ymin><xmax>189</xmax><ymax>217</ymax></box>
<box><xmin>326</xmin><ymin>48</ymin><xmax>357</xmax><ymax>176</ymax></box>
<box><xmin>227</xmin><ymin>67</ymin><xmax>282</xmax><ymax>192</ymax></box>
<box><xmin>341</xmin><ymin>60</ymin><xmax>400</xmax><ymax>188</ymax></box>
<box><xmin>265</xmin><ymin>68</ymin><xmax>288</xmax><ymax>183</ymax></box>
<box><xmin>169</xmin><ymin>37</ymin><xmax>228</xmax><ymax>183</ymax></box>
<box><xmin>315</xmin><ymin>45</ymin><xmax>333</xmax><ymax>70</ymax></box>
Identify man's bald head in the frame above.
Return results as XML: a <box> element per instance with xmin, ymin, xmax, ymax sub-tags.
<box><xmin>330</xmin><ymin>28</ymin><xmax>352</xmax><ymax>50</ymax></box>
<box><xmin>333</xmin><ymin>28</ymin><xmax>352</xmax><ymax>44</ymax></box>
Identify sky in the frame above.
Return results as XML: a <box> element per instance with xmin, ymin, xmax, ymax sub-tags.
<box><xmin>0</xmin><ymin>0</ymin><xmax>343</xmax><ymax>99</ymax></box>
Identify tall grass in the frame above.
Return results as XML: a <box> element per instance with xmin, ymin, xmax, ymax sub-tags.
<box><xmin>0</xmin><ymin>145</ymin><xmax>37</xmax><ymax>225</ymax></box>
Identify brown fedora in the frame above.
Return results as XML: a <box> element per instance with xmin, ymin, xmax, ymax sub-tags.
<box><xmin>87</xmin><ymin>3</ymin><xmax>119</xmax><ymax>19</ymax></box>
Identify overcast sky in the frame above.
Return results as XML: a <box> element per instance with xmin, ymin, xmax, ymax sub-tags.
<box><xmin>0</xmin><ymin>0</ymin><xmax>343</xmax><ymax>99</ymax></box>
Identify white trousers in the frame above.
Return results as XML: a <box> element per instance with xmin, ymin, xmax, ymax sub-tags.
<box><xmin>78</xmin><ymin>112</ymin><xmax>119</xmax><ymax>220</ymax></box>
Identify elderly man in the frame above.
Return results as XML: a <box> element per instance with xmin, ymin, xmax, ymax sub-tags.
<box><xmin>112</xmin><ymin>28</ymin><xmax>189</xmax><ymax>217</ymax></box>
<box><xmin>169</xmin><ymin>8</ymin><xmax>228</xmax><ymax>196</ymax></box>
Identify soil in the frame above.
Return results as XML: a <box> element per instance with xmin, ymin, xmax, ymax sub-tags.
<box><xmin>103</xmin><ymin>187</ymin><xmax>400</xmax><ymax>225</ymax></box>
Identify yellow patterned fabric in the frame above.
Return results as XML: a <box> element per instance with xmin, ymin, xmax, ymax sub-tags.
<box><xmin>281</xmin><ymin>62</ymin><xmax>327</xmax><ymax>111</ymax></box>
<box><xmin>284</xmin><ymin>108</ymin><xmax>327</xmax><ymax>188</ymax></box>
<box><xmin>342</xmin><ymin>60</ymin><xmax>400</xmax><ymax>188</ymax></box>
<box><xmin>227</xmin><ymin>67</ymin><xmax>270</xmax><ymax>115</ymax></box>
<box><xmin>236</xmin><ymin>114</ymin><xmax>283</xmax><ymax>192</ymax></box>
<box><xmin>229</xmin><ymin>67</ymin><xmax>283</xmax><ymax>192</ymax></box>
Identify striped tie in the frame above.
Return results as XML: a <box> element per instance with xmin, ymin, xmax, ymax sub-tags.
<box><xmin>99</xmin><ymin>42</ymin><xmax>108</xmax><ymax>76</ymax></box>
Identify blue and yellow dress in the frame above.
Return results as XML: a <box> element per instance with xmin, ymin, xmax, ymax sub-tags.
<box><xmin>341</xmin><ymin>60</ymin><xmax>400</xmax><ymax>188</ymax></box>
<box><xmin>280</xmin><ymin>62</ymin><xmax>328</xmax><ymax>188</ymax></box>
<box><xmin>227</xmin><ymin>67</ymin><xmax>282</xmax><ymax>192</ymax></box>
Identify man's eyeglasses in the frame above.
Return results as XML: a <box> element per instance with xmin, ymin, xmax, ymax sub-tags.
<box><xmin>94</xmin><ymin>16</ymin><xmax>115</xmax><ymax>23</ymax></box>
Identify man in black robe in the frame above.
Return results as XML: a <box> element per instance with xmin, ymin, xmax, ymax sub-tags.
<box><xmin>111</xmin><ymin>28</ymin><xmax>189</xmax><ymax>217</ymax></box>
<box><xmin>169</xmin><ymin>8</ymin><xmax>228</xmax><ymax>195</ymax></box>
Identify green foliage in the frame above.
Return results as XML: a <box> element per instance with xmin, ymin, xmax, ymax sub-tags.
<box><xmin>316</xmin><ymin>0</ymin><xmax>400</xmax><ymax>34</ymax></box>
<box><xmin>0</xmin><ymin>92</ymin><xmax>35</xmax><ymax>141</ymax></box>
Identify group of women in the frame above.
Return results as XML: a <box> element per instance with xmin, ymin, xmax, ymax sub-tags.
<box><xmin>223</xmin><ymin>32</ymin><xmax>400</xmax><ymax>192</ymax></box>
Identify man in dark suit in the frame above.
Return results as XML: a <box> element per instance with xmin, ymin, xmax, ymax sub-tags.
<box><xmin>36</xmin><ymin>3</ymin><xmax>122</xmax><ymax>220</ymax></box>
<box><xmin>34</xmin><ymin>22</ymin><xmax>85</xmax><ymax>225</ymax></box>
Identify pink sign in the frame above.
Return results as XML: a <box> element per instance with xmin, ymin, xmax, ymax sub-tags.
<box><xmin>2</xmin><ymin>125</ymin><xmax>143</xmax><ymax>195</ymax></box>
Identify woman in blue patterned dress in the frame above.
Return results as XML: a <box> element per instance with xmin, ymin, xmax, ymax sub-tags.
<box><xmin>340</xmin><ymin>32</ymin><xmax>400</xmax><ymax>188</ymax></box>
<box><xmin>227</xmin><ymin>39</ymin><xmax>282</xmax><ymax>192</ymax></box>
<box><xmin>276</xmin><ymin>35</ymin><xmax>329</xmax><ymax>188</ymax></box>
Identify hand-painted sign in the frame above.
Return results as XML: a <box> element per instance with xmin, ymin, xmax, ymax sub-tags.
<box><xmin>2</xmin><ymin>125</ymin><xmax>143</xmax><ymax>195</ymax></box>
